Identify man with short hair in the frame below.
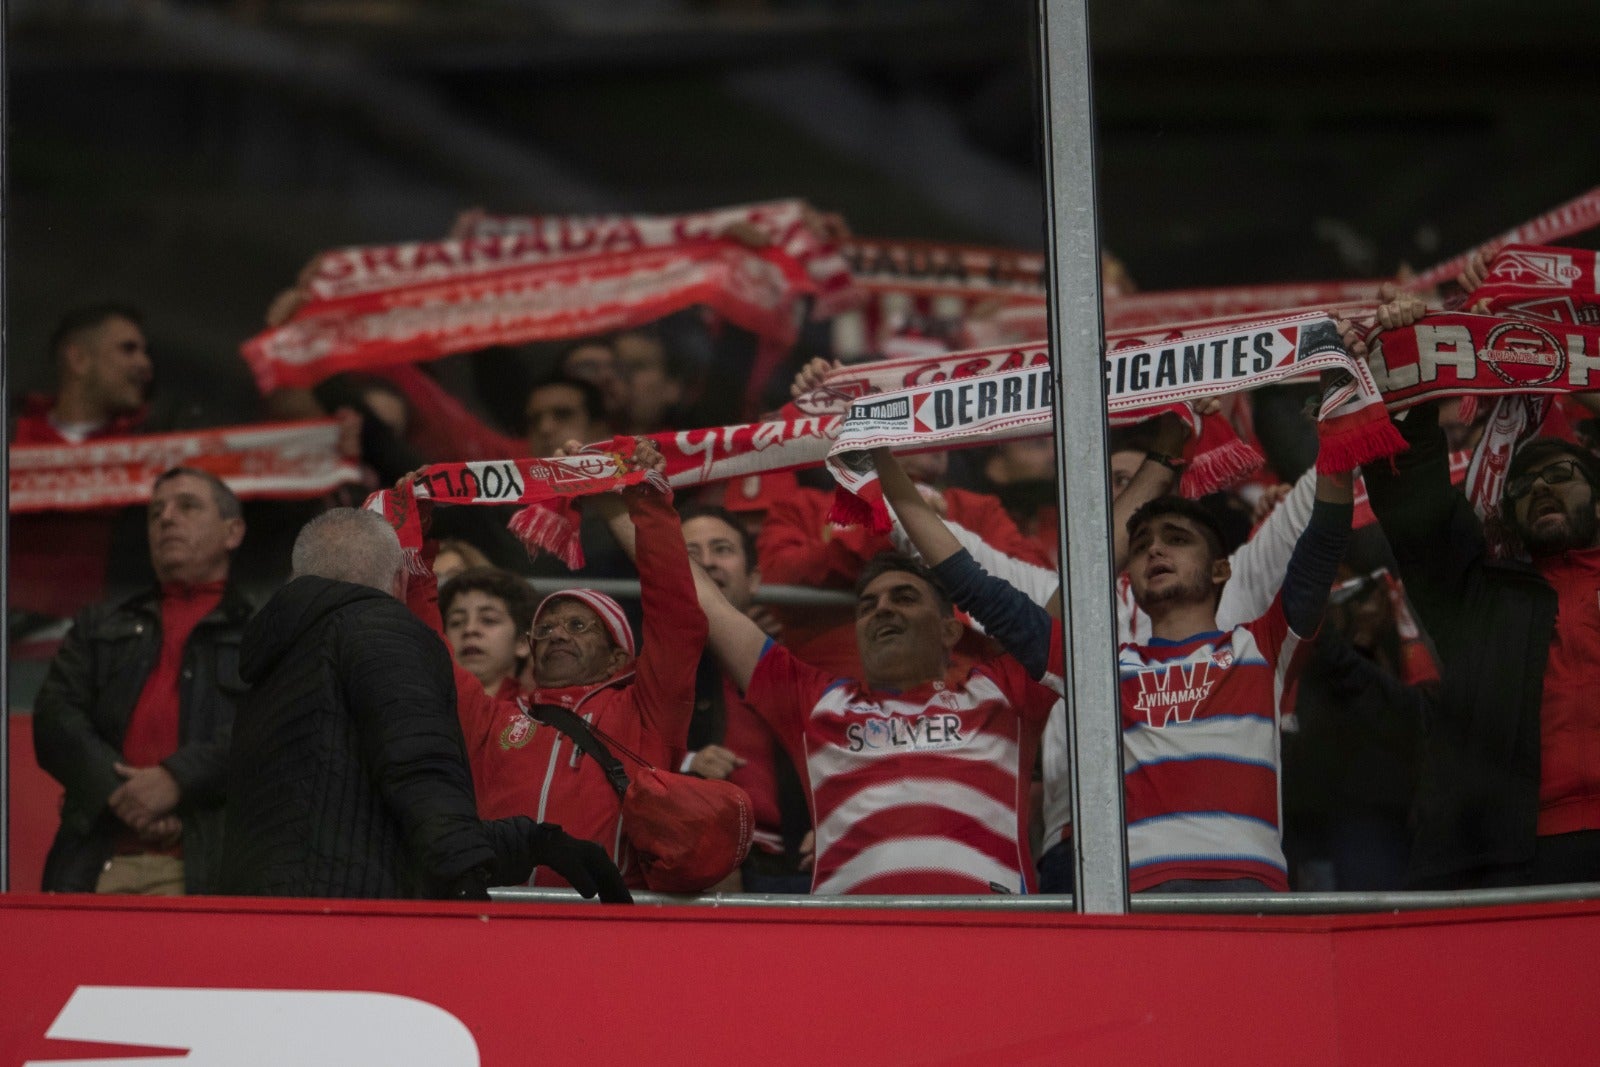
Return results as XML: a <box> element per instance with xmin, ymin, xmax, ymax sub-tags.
<box><xmin>602</xmin><ymin>457</ymin><xmax>1058</xmax><ymax>895</ymax></box>
<box><xmin>1367</xmin><ymin>413</ymin><xmax>1600</xmax><ymax>887</ymax></box>
<box><xmin>15</xmin><ymin>304</ymin><xmax>153</xmax><ymax>445</ymax></box>
<box><xmin>12</xmin><ymin>304</ymin><xmax>157</xmax><ymax>621</ymax></box>
<box><xmin>34</xmin><ymin>467</ymin><xmax>250</xmax><ymax>894</ymax></box>
<box><xmin>879</xmin><ymin>434</ymin><xmax>1352</xmax><ymax>893</ymax></box>
<box><xmin>222</xmin><ymin>508</ymin><xmax>626</xmax><ymax>902</ymax></box>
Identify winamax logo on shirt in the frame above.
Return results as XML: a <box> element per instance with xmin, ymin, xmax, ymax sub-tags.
<box><xmin>1132</xmin><ymin>661</ymin><xmax>1219</xmax><ymax>728</ymax></box>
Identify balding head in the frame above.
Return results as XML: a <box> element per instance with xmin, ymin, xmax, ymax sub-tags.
<box><xmin>291</xmin><ymin>508</ymin><xmax>406</xmax><ymax>596</ymax></box>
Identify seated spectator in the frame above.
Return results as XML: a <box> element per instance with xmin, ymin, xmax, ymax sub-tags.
<box><xmin>680</xmin><ymin>504</ymin><xmax>813</xmax><ymax>892</ymax></box>
<box><xmin>440</xmin><ymin>567</ymin><xmax>537</xmax><ymax>698</ymax></box>
<box><xmin>878</xmin><ymin>417</ymin><xmax>1352</xmax><ymax>892</ymax></box>
<box><xmin>524</xmin><ymin>374</ymin><xmax>611</xmax><ymax>459</ymax></box>
<box><xmin>33</xmin><ymin>468</ymin><xmax>250</xmax><ymax>894</ymax></box>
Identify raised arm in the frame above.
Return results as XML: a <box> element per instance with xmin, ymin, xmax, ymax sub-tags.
<box><xmin>584</xmin><ymin>441</ymin><xmax>768</xmax><ymax>693</ymax></box>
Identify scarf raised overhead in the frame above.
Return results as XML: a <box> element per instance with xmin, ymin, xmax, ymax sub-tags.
<box><xmin>241</xmin><ymin>202</ymin><xmax>841</xmax><ymax>392</ymax></box>
<box><xmin>9</xmin><ymin>419</ymin><xmax>359</xmax><ymax>513</ymax></box>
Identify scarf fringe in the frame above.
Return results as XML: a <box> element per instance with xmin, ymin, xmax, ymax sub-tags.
<box><xmin>1181</xmin><ymin>437</ymin><xmax>1263</xmax><ymax>498</ymax></box>
<box><xmin>509</xmin><ymin>503</ymin><xmax>586</xmax><ymax>570</ymax></box>
<box><xmin>1315</xmin><ymin>412</ymin><xmax>1409</xmax><ymax>475</ymax></box>
<box><xmin>826</xmin><ymin>485</ymin><xmax>892</xmax><ymax>533</ymax></box>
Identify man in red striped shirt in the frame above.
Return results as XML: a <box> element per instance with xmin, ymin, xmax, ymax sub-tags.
<box><xmin>601</xmin><ymin>450</ymin><xmax>1058</xmax><ymax>895</ymax></box>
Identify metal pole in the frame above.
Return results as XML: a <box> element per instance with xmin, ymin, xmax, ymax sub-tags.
<box><xmin>1036</xmin><ymin>0</ymin><xmax>1128</xmax><ymax>913</ymax></box>
<box><xmin>1</xmin><ymin>2</ymin><xmax>11</xmax><ymax>893</ymax></box>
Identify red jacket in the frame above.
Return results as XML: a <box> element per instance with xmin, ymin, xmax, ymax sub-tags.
<box><xmin>757</xmin><ymin>484</ymin><xmax>1050</xmax><ymax>677</ymax></box>
<box><xmin>1535</xmin><ymin>544</ymin><xmax>1600</xmax><ymax>836</ymax></box>
<box><xmin>414</xmin><ymin>491</ymin><xmax>706</xmax><ymax>888</ymax></box>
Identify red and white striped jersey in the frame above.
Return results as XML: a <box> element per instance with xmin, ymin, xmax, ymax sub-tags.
<box><xmin>746</xmin><ymin>642</ymin><xmax>1055</xmax><ymax>895</ymax></box>
<box><xmin>1115</xmin><ymin>596</ymin><xmax>1306</xmax><ymax>891</ymax></box>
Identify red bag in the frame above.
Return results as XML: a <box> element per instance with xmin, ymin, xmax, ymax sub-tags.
<box><xmin>529</xmin><ymin>704</ymin><xmax>753</xmax><ymax>893</ymax></box>
<box><xmin>621</xmin><ymin>767</ymin><xmax>754</xmax><ymax>893</ymax></box>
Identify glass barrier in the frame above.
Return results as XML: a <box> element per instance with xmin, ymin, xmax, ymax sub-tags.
<box><xmin>6</xmin><ymin>0</ymin><xmax>1599</xmax><ymax>914</ymax></box>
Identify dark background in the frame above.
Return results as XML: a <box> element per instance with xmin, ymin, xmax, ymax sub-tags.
<box><xmin>9</xmin><ymin>0</ymin><xmax>1600</xmax><ymax>420</ymax></box>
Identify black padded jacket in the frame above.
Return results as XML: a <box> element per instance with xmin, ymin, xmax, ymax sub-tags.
<box><xmin>221</xmin><ymin>576</ymin><xmax>536</xmax><ymax>899</ymax></box>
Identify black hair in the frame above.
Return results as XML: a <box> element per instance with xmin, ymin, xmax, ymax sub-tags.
<box><xmin>521</xmin><ymin>374</ymin><xmax>607</xmax><ymax>434</ymax></box>
<box><xmin>1504</xmin><ymin>437</ymin><xmax>1600</xmax><ymax>509</ymax></box>
<box><xmin>1125</xmin><ymin>494</ymin><xmax>1227</xmax><ymax>561</ymax></box>
<box><xmin>439</xmin><ymin>566</ymin><xmax>539</xmax><ymax>637</ymax></box>
<box><xmin>854</xmin><ymin>552</ymin><xmax>954</xmax><ymax>617</ymax></box>
<box><xmin>152</xmin><ymin>466</ymin><xmax>242</xmax><ymax>521</ymax></box>
<box><xmin>677</xmin><ymin>503</ymin><xmax>757</xmax><ymax>573</ymax></box>
<box><xmin>49</xmin><ymin>303</ymin><xmax>144</xmax><ymax>364</ymax></box>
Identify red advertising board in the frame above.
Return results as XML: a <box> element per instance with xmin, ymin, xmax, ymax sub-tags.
<box><xmin>4</xmin><ymin>894</ymin><xmax>1600</xmax><ymax>1066</ymax></box>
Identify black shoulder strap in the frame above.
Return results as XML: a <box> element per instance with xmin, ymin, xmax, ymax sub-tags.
<box><xmin>527</xmin><ymin>703</ymin><xmax>631</xmax><ymax>800</ymax></box>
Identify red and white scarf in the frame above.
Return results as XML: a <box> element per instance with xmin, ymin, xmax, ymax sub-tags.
<box><xmin>9</xmin><ymin>419</ymin><xmax>359</xmax><ymax>513</ymax></box>
<box><xmin>1409</xmin><ymin>187</ymin><xmax>1600</xmax><ymax>291</ymax></box>
<box><xmin>1462</xmin><ymin>243</ymin><xmax>1600</xmax><ymax>328</ymax></box>
<box><xmin>241</xmin><ymin>203</ymin><xmax>840</xmax><ymax>392</ymax></box>
<box><xmin>824</xmin><ymin>312</ymin><xmax>1400</xmax><ymax>526</ymax></box>
<box><xmin>790</xmin><ymin>342</ymin><xmax>1261</xmax><ymax>499</ymax></box>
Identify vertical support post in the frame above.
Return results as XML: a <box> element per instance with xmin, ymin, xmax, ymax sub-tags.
<box><xmin>1</xmin><ymin>10</ymin><xmax>10</xmax><ymax>893</ymax></box>
<box><xmin>1036</xmin><ymin>0</ymin><xmax>1128</xmax><ymax>913</ymax></box>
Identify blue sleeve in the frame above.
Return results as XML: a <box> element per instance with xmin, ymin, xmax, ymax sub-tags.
<box><xmin>1281</xmin><ymin>498</ymin><xmax>1353</xmax><ymax>637</ymax></box>
<box><xmin>931</xmin><ymin>549</ymin><xmax>1055</xmax><ymax>680</ymax></box>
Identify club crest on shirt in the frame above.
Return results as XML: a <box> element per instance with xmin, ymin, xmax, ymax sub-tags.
<box><xmin>1132</xmin><ymin>660</ymin><xmax>1219</xmax><ymax>727</ymax></box>
<box><xmin>499</xmin><ymin>716</ymin><xmax>537</xmax><ymax>750</ymax></box>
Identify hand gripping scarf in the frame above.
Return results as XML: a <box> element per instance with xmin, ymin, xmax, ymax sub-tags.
<box><xmin>825</xmin><ymin>311</ymin><xmax>1401</xmax><ymax>527</ymax></box>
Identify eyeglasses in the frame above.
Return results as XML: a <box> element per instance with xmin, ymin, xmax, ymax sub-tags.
<box><xmin>1507</xmin><ymin>459</ymin><xmax>1585</xmax><ymax>501</ymax></box>
<box><xmin>531</xmin><ymin>617</ymin><xmax>597</xmax><ymax>641</ymax></box>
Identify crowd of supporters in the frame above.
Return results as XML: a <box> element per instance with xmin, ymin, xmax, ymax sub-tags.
<box><xmin>14</xmin><ymin>198</ymin><xmax>1600</xmax><ymax>901</ymax></box>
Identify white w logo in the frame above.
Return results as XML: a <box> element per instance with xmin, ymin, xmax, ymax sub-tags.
<box><xmin>1133</xmin><ymin>660</ymin><xmax>1217</xmax><ymax>727</ymax></box>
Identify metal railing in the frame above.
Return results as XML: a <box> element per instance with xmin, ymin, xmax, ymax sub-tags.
<box><xmin>490</xmin><ymin>883</ymin><xmax>1600</xmax><ymax>913</ymax></box>
<box><xmin>525</xmin><ymin>577</ymin><xmax>854</xmax><ymax>608</ymax></box>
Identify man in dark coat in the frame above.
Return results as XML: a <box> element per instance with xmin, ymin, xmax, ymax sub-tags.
<box><xmin>221</xmin><ymin>506</ymin><xmax>628</xmax><ymax>902</ymax></box>
<box><xmin>1367</xmin><ymin>405</ymin><xmax>1600</xmax><ymax>888</ymax></box>
<box><xmin>34</xmin><ymin>467</ymin><xmax>250</xmax><ymax>894</ymax></box>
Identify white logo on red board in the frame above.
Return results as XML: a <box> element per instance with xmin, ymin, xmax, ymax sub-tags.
<box><xmin>24</xmin><ymin>987</ymin><xmax>478</xmax><ymax>1066</ymax></box>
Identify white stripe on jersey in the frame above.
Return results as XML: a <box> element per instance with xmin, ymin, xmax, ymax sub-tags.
<box><xmin>806</xmin><ymin>726</ymin><xmax>1020</xmax><ymax>786</ymax></box>
<box><xmin>810</xmin><ymin>672</ymin><xmax>1011</xmax><ymax>720</ymax></box>
<box><xmin>815</xmin><ymin>778</ymin><xmax>1021</xmax><ymax>862</ymax></box>
<box><xmin>1126</xmin><ymin>811</ymin><xmax>1287</xmax><ymax>876</ymax></box>
<box><xmin>816</xmin><ymin>836</ymin><xmax>1025</xmax><ymax>895</ymax></box>
<box><xmin>1122</xmin><ymin>715</ymin><xmax>1279</xmax><ymax>770</ymax></box>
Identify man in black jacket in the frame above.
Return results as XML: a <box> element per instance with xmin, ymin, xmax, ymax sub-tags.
<box><xmin>221</xmin><ymin>506</ymin><xmax>628</xmax><ymax>902</ymax></box>
<box><xmin>1366</xmin><ymin>405</ymin><xmax>1600</xmax><ymax>888</ymax></box>
<box><xmin>34</xmin><ymin>467</ymin><xmax>250</xmax><ymax>894</ymax></box>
